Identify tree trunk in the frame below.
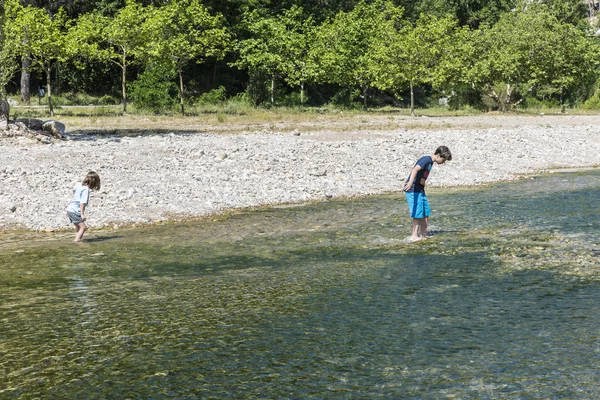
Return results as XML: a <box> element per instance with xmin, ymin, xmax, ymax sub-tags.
<box><xmin>21</xmin><ymin>57</ymin><xmax>31</xmax><ymax>104</ymax></box>
<box><xmin>505</xmin><ymin>83</ymin><xmax>512</xmax><ymax>112</ymax></box>
<box><xmin>213</xmin><ymin>59</ymin><xmax>218</xmax><ymax>85</ymax></box>
<box><xmin>179</xmin><ymin>69</ymin><xmax>185</xmax><ymax>116</ymax></box>
<box><xmin>300</xmin><ymin>81</ymin><xmax>304</xmax><ymax>105</ymax></box>
<box><xmin>45</xmin><ymin>63</ymin><xmax>53</xmax><ymax>117</ymax></box>
<box><xmin>410</xmin><ymin>80</ymin><xmax>415</xmax><ymax>117</ymax></box>
<box><xmin>271</xmin><ymin>74</ymin><xmax>275</xmax><ymax>106</ymax></box>
<box><xmin>121</xmin><ymin>53</ymin><xmax>127</xmax><ymax>113</ymax></box>
<box><xmin>0</xmin><ymin>99</ymin><xmax>9</xmax><ymax>130</ymax></box>
<box><xmin>363</xmin><ymin>85</ymin><xmax>368</xmax><ymax>109</ymax></box>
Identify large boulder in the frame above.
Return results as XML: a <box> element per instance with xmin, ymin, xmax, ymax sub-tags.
<box><xmin>0</xmin><ymin>99</ymin><xmax>9</xmax><ymax>130</ymax></box>
<box><xmin>42</xmin><ymin>120</ymin><xmax>65</xmax><ymax>138</ymax></box>
<box><xmin>15</xmin><ymin>118</ymin><xmax>44</xmax><ymax>131</ymax></box>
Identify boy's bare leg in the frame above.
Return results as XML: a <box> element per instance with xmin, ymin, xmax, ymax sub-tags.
<box><xmin>410</xmin><ymin>219</ymin><xmax>423</xmax><ymax>241</ymax></box>
<box><xmin>420</xmin><ymin>218</ymin><xmax>428</xmax><ymax>238</ymax></box>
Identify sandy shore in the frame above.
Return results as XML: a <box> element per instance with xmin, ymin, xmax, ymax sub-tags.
<box><xmin>1</xmin><ymin>114</ymin><xmax>599</xmax><ymax>232</ymax></box>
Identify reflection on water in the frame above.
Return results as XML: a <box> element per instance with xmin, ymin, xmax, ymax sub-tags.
<box><xmin>1</xmin><ymin>169</ymin><xmax>599</xmax><ymax>398</ymax></box>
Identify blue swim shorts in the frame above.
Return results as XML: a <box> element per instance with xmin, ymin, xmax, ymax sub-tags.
<box><xmin>405</xmin><ymin>191</ymin><xmax>431</xmax><ymax>219</ymax></box>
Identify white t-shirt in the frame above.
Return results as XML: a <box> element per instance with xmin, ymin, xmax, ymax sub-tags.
<box><xmin>65</xmin><ymin>183</ymin><xmax>90</xmax><ymax>214</ymax></box>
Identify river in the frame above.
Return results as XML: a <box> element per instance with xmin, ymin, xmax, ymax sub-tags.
<box><xmin>1</xmin><ymin>169</ymin><xmax>599</xmax><ymax>398</ymax></box>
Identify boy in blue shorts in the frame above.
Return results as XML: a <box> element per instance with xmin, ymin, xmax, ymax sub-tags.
<box><xmin>403</xmin><ymin>146</ymin><xmax>452</xmax><ymax>242</ymax></box>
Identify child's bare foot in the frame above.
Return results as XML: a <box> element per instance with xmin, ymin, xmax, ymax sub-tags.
<box><xmin>402</xmin><ymin>236</ymin><xmax>422</xmax><ymax>244</ymax></box>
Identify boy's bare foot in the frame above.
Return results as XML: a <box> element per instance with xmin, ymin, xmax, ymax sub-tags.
<box><xmin>402</xmin><ymin>236</ymin><xmax>422</xmax><ymax>244</ymax></box>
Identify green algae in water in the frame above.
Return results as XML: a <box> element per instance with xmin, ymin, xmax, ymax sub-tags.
<box><xmin>1</xmin><ymin>169</ymin><xmax>599</xmax><ymax>398</ymax></box>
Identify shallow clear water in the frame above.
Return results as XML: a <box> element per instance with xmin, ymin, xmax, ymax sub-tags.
<box><xmin>1</xmin><ymin>170</ymin><xmax>599</xmax><ymax>399</ymax></box>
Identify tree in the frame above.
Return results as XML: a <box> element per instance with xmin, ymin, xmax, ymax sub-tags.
<box><xmin>149</xmin><ymin>0</ymin><xmax>230</xmax><ymax>115</ymax></box>
<box><xmin>70</xmin><ymin>0</ymin><xmax>154</xmax><ymax>113</ymax></box>
<box><xmin>0</xmin><ymin>0</ymin><xmax>20</xmax><ymax>99</ymax></box>
<box><xmin>464</xmin><ymin>4</ymin><xmax>600</xmax><ymax>111</ymax></box>
<box><xmin>6</xmin><ymin>2</ymin><xmax>71</xmax><ymax>115</ymax></box>
<box><xmin>278</xmin><ymin>6</ymin><xmax>317</xmax><ymax>105</ymax></box>
<box><xmin>374</xmin><ymin>14</ymin><xmax>459</xmax><ymax>116</ymax></box>
<box><xmin>235</xmin><ymin>6</ymin><xmax>317</xmax><ymax>106</ymax></box>
<box><xmin>312</xmin><ymin>0</ymin><xmax>402</xmax><ymax>109</ymax></box>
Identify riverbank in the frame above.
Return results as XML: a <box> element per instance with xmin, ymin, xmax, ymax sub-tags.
<box><xmin>1</xmin><ymin>114</ymin><xmax>599</xmax><ymax>232</ymax></box>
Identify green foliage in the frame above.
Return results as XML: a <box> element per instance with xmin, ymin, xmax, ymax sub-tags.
<box><xmin>2</xmin><ymin>0</ymin><xmax>600</xmax><ymax>113</ymax></box>
<box><xmin>402</xmin><ymin>0</ymin><xmax>516</xmax><ymax>28</ymax></box>
<box><xmin>545</xmin><ymin>0</ymin><xmax>589</xmax><ymax>27</ymax></box>
<box><xmin>374</xmin><ymin>13</ymin><xmax>460</xmax><ymax>115</ymax></box>
<box><xmin>60</xmin><ymin>92</ymin><xmax>98</xmax><ymax>105</ymax></box>
<box><xmin>279</xmin><ymin>91</ymin><xmax>309</xmax><ymax>107</ymax></box>
<box><xmin>97</xmin><ymin>94</ymin><xmax>119</xmax><ymax>105</ymax></box>
<box><xmin>235</xmin><ymin>6</ymin><xmax>317</xmax><ymax>106</ymax></box>
<box><xmin>462</xmin><ymin>3</ymin><xmax>600</xmax><ymax>111</ymax></box>
<box><xmin>312</xmin><ymin>0</ymin><xmax>402</xmax><ymax>109</ymax></box>
<box><xmin>329</xmin><ymin>88</ymin><xmax>362</xmax><ymax>108</ymax></box>
<box><xmin>5</xmin><ymin>1</ymin><xmax>71</xmax><ymax>113</ymax></box>
<box><xmin>0</xmin><ymin>17</ymin><xmax>19</xmax><ymax>96</ymax></box>
<box><xmin>148</xmin><ymin>0</ymin><xmax>231</xmax><ymax>114</ymax></box>
<box><xmin>523</xmin><ymin>97</ymin><xmax>560</xmax><ymax>109</ymax></box>
<box><xmin>441</xmin><ymin>83</ymin><xmax>486</xmax><ymax>111</ymax></box>
<box><xmin>128</xmin><ymin>64</ymin><xmax>178</xmax><ymax>113</ymax></box>
<box><xmin>582</xmin><ymin>91</ymin><xmax>600</xmax><ymax>110</ymax></box>
<box><xmin>195</xmin><ymin>86</ymin><xmax>227</xmax><ymax>105</ymax></box>
<box><xmin>70</xmin><ymin>0</ymin><xmax>157</xmax><ymax>112</ymax></box>
<box><xmin>52</xmin><ymin>92</ymin><xmax>119</xmax><ymax>106</ymax></box>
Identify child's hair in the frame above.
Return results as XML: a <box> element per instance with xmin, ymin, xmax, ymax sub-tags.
<box><xmin>83</xmin><ymin>171</ymin><xmax>101</xmax><ymax>190</ymax></box>
<box><xmin>435</xmin><ymin>146</ymin><xmax>452</xmax><ymax>161</ymax></box>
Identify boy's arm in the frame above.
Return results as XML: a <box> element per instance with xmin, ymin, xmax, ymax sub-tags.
<box><xmin>403</xmin><ymin>165</ymin><xmax>422</xmax><ymax>191</ymax></box>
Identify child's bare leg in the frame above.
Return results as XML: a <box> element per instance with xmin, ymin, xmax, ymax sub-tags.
<box><xmin>419</xmin><ymin>218</ymin><xmax>428</xmax><ymax>238</ymax></box>
<box><xmin>74</xmin><ymin>222</ymin><xmax>87</xmax><ymax>242</ymax></box>
<box><xmin>410</xmin><ymin>219</ymin><xmax>423</xmax><ymax>241</ymax></box>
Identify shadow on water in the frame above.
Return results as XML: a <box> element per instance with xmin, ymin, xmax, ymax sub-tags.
<box><xmin>1</xmin><ymin>169</ymin><xmax>599</xmax><ymax>398</ymax></box>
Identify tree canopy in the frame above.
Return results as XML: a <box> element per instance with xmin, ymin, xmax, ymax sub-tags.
<box><xmin>1</xmin><ymin>0</ymin><xmax>599</xmax><ymax>113</ymax></box>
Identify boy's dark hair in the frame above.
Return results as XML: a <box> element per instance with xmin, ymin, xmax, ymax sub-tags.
<box><xmin>83</xmin><ymin>171</ymin><xmax>101</xmax><ymax>191</ymax></box>
<box><xmin>435</xmin><ymin>146</ymin><xmax>452</xmax><ymax>161</ymax></box>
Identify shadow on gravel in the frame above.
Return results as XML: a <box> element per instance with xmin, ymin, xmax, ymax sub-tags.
<box><xmin>66</xmin><ymin>129</ymin><xmax>204</xmax><ymax>141</ymax></box>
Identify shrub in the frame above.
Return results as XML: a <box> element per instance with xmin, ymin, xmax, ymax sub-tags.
<box><xmin>219</xmin><ymin>92</ymin><xmax>250</xmax><ymax>115</ymax></box>
<box><xmin>98</xmin><ymin>95</ymin><xmax>119</xmax><ymax>105</ymax></box>
<box><xmin>330</xmin><ymin>88</ymin><xmax>361</xmax><ymax>108</ymax></box>
<box><xmin>195</xmin><ymin>86</ymin><xmax>227</xmax><ymax>105</ymax></box>
<box><xmin>128</xmin><ymin>65</ymin><xmax>178</xmax><ymax>114</ymax></box>
<box><xmin>279</xmin><ymin>91</ymin><xmax>308</xmax><ymax>107</ymax></box>
<box><xmin>524</xmin><ymin>97</ymin><xmax>560</xmax><ymax>109</ymax></box>
<box><xmin>582</xmin><ymin>91</ymin><xmax>600</xmax><ymax>110</ymax></box>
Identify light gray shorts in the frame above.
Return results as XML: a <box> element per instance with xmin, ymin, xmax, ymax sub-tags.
<box><xmin>67</xmin><ymin>211</ymin><xmax>84</xmax><ymax>224</ymax></box>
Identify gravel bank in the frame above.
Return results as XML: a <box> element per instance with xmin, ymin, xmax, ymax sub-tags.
<box><xmin>1</xmin><ymin>120</ymin><xmax>599</xmax><ymax>232</ymax></box>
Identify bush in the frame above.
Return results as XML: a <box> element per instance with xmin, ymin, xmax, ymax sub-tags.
<box><xmin>444</xmin><ymin>85</ymin><xmax>486</xmax><ymax>111</ymax></box>
<box><xmin>330</xmin><ymin>88</ymin><xmax>361</xmax><ymax>109</ymax></box>
<box><xmin>98</xmin><ymin>95</ymin><xmax>119</xmax><ymax>105</ymax></box>
<box><xmin>279</xmin><ymin>91</ymin><xmax>307</xmax><ymax>107</ymax></box>
<box><xmin>582</xmin><ymin>91</ymin><xmax>600</xmax><ymax>110</ymax></box>
<box><xmin>128</xmin><ymin>65</ymin><xmax>178</xmax><ymax>114</ymax></box>
<box><xmin>60</xmin><ymin>92</ymin><xmax>96</xmax><ymax>105</ymax></box>
<box><xmin>195</xmin><ymin>86</ymin><xmax>227</xmax><ymax>105</ymax></box>
<box><xmin>222</xmin><ymin>92</ymin><xmax>252</xmax><ymax>114</ymax></box>
<box><xmin>524</xmin><ymin>97</ymin><xmax>560</xmax><ymax>109</ymax></box>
